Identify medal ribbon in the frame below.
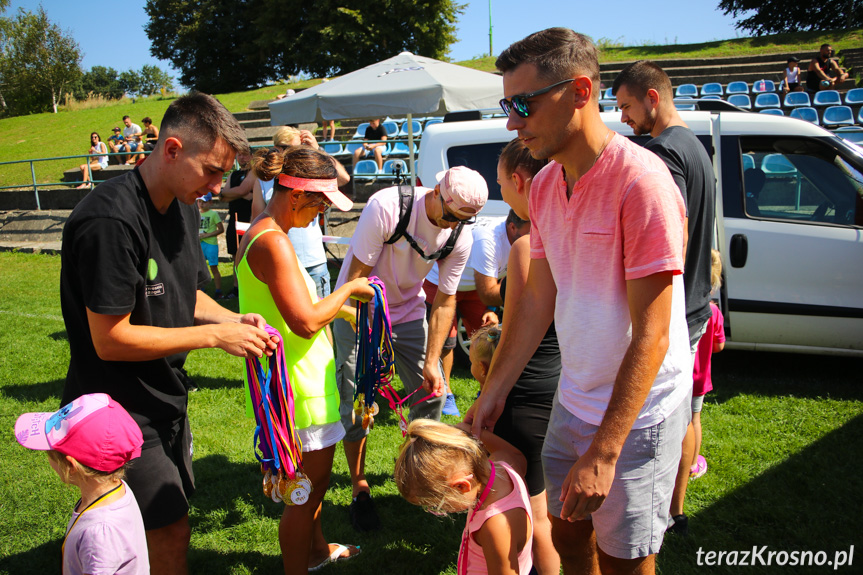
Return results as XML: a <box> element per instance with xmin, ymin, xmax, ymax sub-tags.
<box><xmin>456</xmin><ymin>462</ymin><xmax>497</xmax><ymax>575</ymax></box>
<box><xmin>354</xmin><ymin>277</ymin><xmax>395</xmax><ymax>410</ymax></box>
<box><xmin>246</xmin><ymin>325</ymin><xmax>303</xmax><ymax>479</ymax></box>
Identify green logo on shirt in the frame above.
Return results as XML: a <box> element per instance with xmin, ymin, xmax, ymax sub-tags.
<box><xmin>147</xmin><ymin>258</ymin><xmax>158</xmax><ymax>281</ymax></box>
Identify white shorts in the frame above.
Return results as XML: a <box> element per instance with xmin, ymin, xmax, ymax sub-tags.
<box><xmin>298</xmin><ymin>421</ymin><xmax>345</xmax><ymax>452</ymax></box>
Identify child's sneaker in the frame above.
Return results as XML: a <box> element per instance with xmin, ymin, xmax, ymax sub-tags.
<box><xmin>689</xmin><ymin>455</ymin><xmax>707</xmax><ymax>480</ymax></box>
<box><xmin>442</xmin><ymin>393</ymin><xmax>460</xmax><ymax>416</ymax></box>
<box><xmin>214</xmin><ymin>289</ymin><xmax>223</xmax><ymax>300</ymax></box>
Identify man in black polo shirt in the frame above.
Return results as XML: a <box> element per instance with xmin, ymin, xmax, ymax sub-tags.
<box><xmin>351</xmin><ymin>117</ymin><xmax>388</xmax><ymax>171</ymax></box>
<box><xmin>60</xmin><ymin>93</ymin><xmax>276</xmax><ymax>575</ymax></box>
<box><xmin>614</xmin><ymin>60</ymin><xmax>716</xmax><ymax>536</ymax></box>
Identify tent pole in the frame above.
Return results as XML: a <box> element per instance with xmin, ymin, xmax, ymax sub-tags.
<box><xmin>407</xmin><ymin>113</ymin><xmax>416</xmax><ymax>189</ymax></box>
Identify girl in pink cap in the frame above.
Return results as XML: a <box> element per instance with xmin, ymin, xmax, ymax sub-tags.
<box><xmin>15</xmin><ymin>392</ymin><xmax>148</xmax><ymax>575</ymax></box>
<box><xmin>236</xmin><ymin>145</ymin><xmax>375</xmax><ymax>574</ymax></box>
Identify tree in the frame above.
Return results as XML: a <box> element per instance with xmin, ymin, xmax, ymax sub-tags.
<box><xmin>254</xmin><ymin>0</ymin><xmax>463</xmax><ymax>79</ymax></box>
<box><xmin>0</xmin><ymin>6</ymin><xmax>81</xmax><ymax>115</ymax></box>
<box><xmin>718</xmin><ymin>0</ymin><xmax>863</xmax><ymax>35</ymax></box>
<box><xmin>118</xmin><ymin>69</ymin><xmax>142</xmax><ymax>98</ymax></box>
<box><xmin>145</xmin><ymin>0</ymin><xmax>273</xmax><ymax>93</ymax></box>
<box><xmin>139</xmin><ymin>64</ymin><xmax>174</xmax><ymax>95</ymax></box>
<box><xmin>144</xmin><ymin>0</ymin><xmax>464</xmax><ymax>92</ymax></box>
<box><xmin>76</xmin><ymin>65</ymin><xmax>123</xmax><ymax>100</ymax></box>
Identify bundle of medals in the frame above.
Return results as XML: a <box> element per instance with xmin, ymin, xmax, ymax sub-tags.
<box><xmin>353</xmin><ymin>277</ymin><xmax>394</xmax><ymax>431</ymax></box>
<box><xmin>354</xmin><ymin>277</ymin><xmax>437</xmax><ymax>436</ymax></box>
<box><xmin>246</xmin><ymin>325</ymin><xmax>312</xmax><ymax>506</ymax></box>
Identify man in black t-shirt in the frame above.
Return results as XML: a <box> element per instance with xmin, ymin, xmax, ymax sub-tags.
<box><xmin>60</xmin><ymin>93</ymin><xmax>276</xmax><ymax>575</ymax></box>
<box><xmin>351</xmin><ymin>117</ymin><xmax>387</xmax><ymax>171</ymax></box>
<box><xmin>807</xmin><ymin>43</ymin><xmax>848</xmax><ymax>92</ymax></box>
<box><xmin>614</xmin><ymin>60</ymin><xmax>716</xmax><ymax>536</ymax></box>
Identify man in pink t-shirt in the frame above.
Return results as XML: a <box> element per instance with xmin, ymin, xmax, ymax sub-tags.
<box><xmin>467</xmin><ymin>28</ymin><xmax>690</xmax><ymax>574</ymax></box>
<box><xmin>333</xmin><ymin>166</ymin><xmax>487</xmax><ymax>530</ymax></box>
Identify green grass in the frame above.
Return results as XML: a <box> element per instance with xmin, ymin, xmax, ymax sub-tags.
<box><xmin>1</xmin><ymin>250</ymin><xmax>863</xmax><ymax>574</ymax></box>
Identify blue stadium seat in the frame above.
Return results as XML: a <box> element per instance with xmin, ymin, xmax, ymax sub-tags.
<box><xmin>398</xmin><ymin>119</ymin><xmax>423</xmax><ymax>138</ymax></box>
<box><xmin>344</xmin><ymin>142</ymin><xmax>365</xmax><ymax>157</ymax></box>
<box><xmin>813</xmin><ymin>90</ymin><xmax>841</xmax><ymax>108</ymax></box>
<box><xmin>701</xmin><ymin>83</ymin><xmax>723</xmax><ymax>96</ymax></box>
<box><xmin>859</xmin><ymin>108</ymin><xmax>863</xmax><ymax>126</ymax></box>
<box><xmin>759</xmin><ymin>109</ymin><xmax>784</xmax><ymax>116</ymax></box>
<box><xmin>844</xmin><ymin>88</ymin><xmax>863</xmax><ymax>106</ymax></box>
<box><xmin>424</xmin><ymin>118</ymin><xmax>443</xmax><ymax>129</ymax></box>
<box><xmin>728</xmin><ymin>94</ymin><xmax>752</xmax><ymax>110</ymax></box>
<box><xmin>761</xmin><ymin>154</ymin><xmax>797</xmax><ymax>176</ymax></box>
<box><xmin>321</xmin><ymin>141</ymin><xmax>344</xmax><ymax>156</ymax></box>
<box><xmin>675</xmin><ymin>84</ymin><xmax>698</xmax><ymax>98</ymax></box>
<box><xmin>742</xmin><ymin>154</ymin><xmax>755</xmax><ymax>171</ymax></box>
<box><xmin>351</xmin><ymin>122</ymin><xmax>370</xmax><ymax>140</ymax></box>
<box><xmin>381</xmin><ymin>120</ymin><xmax>400</xmax><ymax>138</ymax></box>
<box><xmin>604</xmin><ymin>87</ymin><xmax>614</xmax><ymax>99</ymax></box>
<box><xmin>789</xmin><ymin>107</ymin><xmax>819</xmax><ymax>125</ymax></box>
<box><xmin>701</xmin><ymin>95</ymin><xmax>722</xmax><ymax>100</ymax></box>
<box><xmin>381</xmin><ymin>159</ymin><xmax>408</xmax><ymax>181</ymax></box>
<box><xmin>783</xmin><ymin>92</ymin><xmax>811</xmax><ymax>108</ymax></box>
<box><xmin>752</xmin><ymin>79</ymin><xmax>776</xmax><ymax>93</ymax></box>
<box><xmin>600</xmin><ymin>99</ymin><xmax>617</xmax><ymax>111</ymax></box>
<box><xmin>674</xmin><ymin>101</ymin><xmax>696</xmax><ymax>111</ymax></box>
<box><xmin>726</xmin><ymin>81</ymin><xmax>749</xmax><ymax>95</ymax></box>
<box><xmin>389</xmin><ymin>141</ymin><xmax>416</xmax><ymax>157</ymax></box>
<box><xmin>352</xmin><ymin>159</ymin><xmax>379</xmax><ymax>180</ymax></box>
<box><xmin>754</xmin><ymin>93</ymin><xmax>781</xmax><ymax>109</ymax></box>
<box><xmin>822</xmin><ymin>105</ymin><xmax>855</xmax><ymax>127</ymax></box>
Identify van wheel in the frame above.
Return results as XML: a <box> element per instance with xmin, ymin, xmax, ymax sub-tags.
<box><xmin>454</xmin><ymin>315</ymin><xmax>471</xmax><ymax>368</ymax></box>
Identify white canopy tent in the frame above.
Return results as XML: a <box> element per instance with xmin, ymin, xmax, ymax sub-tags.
<box><xmin>268</xmin><ymin>52</ymin><xmax>504</xmax><ymax>187</ymax></box>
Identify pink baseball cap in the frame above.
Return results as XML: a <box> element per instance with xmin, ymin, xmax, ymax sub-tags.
<box><xmin>435</xmin><ymin>167</ymin><xmax>489</xmax><ymax>218</ymax></box>
<box><xmin>15</xmin><ymin>393</ymin><xmax>143</xmax><ymax>472</ymax></box>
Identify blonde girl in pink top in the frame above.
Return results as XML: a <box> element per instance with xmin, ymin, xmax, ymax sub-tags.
<box><xmin>395</xmin><ymin>419</ymin><xmax>533</xmax><ymax>574</ymax></box>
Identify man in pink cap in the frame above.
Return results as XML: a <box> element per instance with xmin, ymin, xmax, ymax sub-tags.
<box><xmin>333</xmin><ymin>165</ymin><xmax>488</xmax><ymax>531</ymax></box>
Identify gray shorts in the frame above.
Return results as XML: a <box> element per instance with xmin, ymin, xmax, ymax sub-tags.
<box><xmin>334</xmin><ymin>316</ymin><xmax>445</xmax><ymax>442</ymax></box>
<box><xmin>691</xmin><ymin>394</ymin><xmax>705</xmax><ymax>413</ymax></box>
<box><xmin>542</xmin><ymin>392</ymin><xmax>689</xmax><ymax>559</ymax></box>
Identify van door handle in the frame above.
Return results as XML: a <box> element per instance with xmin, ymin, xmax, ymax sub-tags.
<box><xmin>730</xmin><ymin>234</ymin><xmax>748</xmax><ymax>267</ymax></box>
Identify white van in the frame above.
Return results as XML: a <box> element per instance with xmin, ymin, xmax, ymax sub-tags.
<box><xmin>415</xmin><ymin>111</ymin><xmax>863</xmax><ymax>357</ymax></box>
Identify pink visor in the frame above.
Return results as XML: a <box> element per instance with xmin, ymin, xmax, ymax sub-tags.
<box><xmin>277</xmin><ymin>174</ymin><xmax>353</xmax><ymax>212</ymax></box>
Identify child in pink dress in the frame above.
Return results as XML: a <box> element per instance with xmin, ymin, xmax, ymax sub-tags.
<box><xmin>690</xmin><ymin>250</ymin><xmax>726</xmax><ymax>478</ymax></box>
<box><xmin>394</xmin><ymin>418</ymin><xmax>533</xmax><ymax>574</ymax></box>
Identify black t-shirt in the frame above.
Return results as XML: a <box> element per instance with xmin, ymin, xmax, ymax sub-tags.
<box><xmin>60</xmin><ymin>168</ymin><xmax>209</xmax><ymax>443</ymax></box>
<box><xmin>806</xmin><ymin>56</ymin><xmax>830</xmax><ymax>91</ymax></box>
<box><xmin>500</xmin><ymin>276</ymin><xmax>560</xmax><ymax>403</ymax></box>
<box><xmin>645</xmin><ymin>126</ymin><xmax>715</xmax><ymax>340</ymax></box>
<box><xmin>365</xmin><ymin>124</ymin><xmax>387</xmax><ymax>141</ymax></box>
<box><xmin>226</xmin><ymin>170</ymin><xmax>252</xmax><ymax>255</ymax></box>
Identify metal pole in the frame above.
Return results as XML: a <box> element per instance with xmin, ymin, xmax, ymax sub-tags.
<box><xmin>31</xmin><ymin>161</ymin><xmax>41</xmax><ymax>211</ymax></box>
<box><xmin>489</xmin><ymin>0</ymin><xmax>493</xmax><ymax>57</ymax></box>
<box><xmin>407</xmin><ymin>113</ymin><xmax>416</xmax><ymax>189</ymax></box>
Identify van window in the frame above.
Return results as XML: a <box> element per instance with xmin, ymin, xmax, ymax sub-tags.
<box><xmin>740</xmin><ymin>137</ymin><xmax>863</xmax><ymax>227</ymax></box>
<box><xmin>446</xmin><ymin>143</ymin><xmax>507</xmax><ymax>202</ymax></box>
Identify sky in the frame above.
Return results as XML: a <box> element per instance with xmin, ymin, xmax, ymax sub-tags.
<box><xmin>8</xmin><ymin>0</ymin><xmax>748</xmax><ymax>86</ymax></box>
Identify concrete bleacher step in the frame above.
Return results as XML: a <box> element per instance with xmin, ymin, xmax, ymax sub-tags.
<box><xmin>61</xmin><ymin>164</ymin><xmax>134</xmax><ymax>184</ymax></box>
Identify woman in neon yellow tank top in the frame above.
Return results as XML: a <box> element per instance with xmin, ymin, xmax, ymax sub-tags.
<box><xmin>236</xmin><ymin>146</ymin><xmax>374</xmax><ymax>574</ymax></box>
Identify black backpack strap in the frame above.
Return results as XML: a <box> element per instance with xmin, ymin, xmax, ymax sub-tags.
<box><xmin>384</xmin><ymin>185</ymin><xmax>464</xmax><ymax>261</ymax></box>
<box><xmin>436</xmin><ymin>222</ymin><xmax>464</xmax><ymax>260</ymax></box>
<box><xmin>385</xmin><ymin>185</ymin><xmax>414</xmax><ymax>245</ymax></box>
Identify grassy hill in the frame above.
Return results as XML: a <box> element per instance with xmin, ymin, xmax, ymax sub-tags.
<box><xmin>1</xmin><ymin>28</ymin><xmax>860</xmax><ymax>189</ymax></box>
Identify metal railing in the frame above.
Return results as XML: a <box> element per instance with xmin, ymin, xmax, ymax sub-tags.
<box><xmin>0</xmin><ymin>150</ymin><xmax>149</xmax><ymax>210</ymax></box>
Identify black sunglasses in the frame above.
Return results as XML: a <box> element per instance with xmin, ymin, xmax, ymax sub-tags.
<box><xmin>499</xmin><ymin>78</ymin><xmax>574</xmax><ymax>118</ymax></box>
<box><xmin>439</xmin><ymin>195</ymin><xmax>476</xmax><ymax>224</ymax></box>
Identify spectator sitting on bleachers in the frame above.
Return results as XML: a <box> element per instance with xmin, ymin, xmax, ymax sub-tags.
<box><xmin>781</xmin><ymin>57</ymin><xmax>804</xmax><ymax>93</ymax></box>
<box><xmin>76</xmin><ymin>132</ymin><xmax>109</xmax><ymax>189</ymax></box>
<box><xmin>807</xmin><ymin>44</ymin><xmax>849</xmax><ymax>93</ymax></box>
<box><xmin>142</xmin><ymin>117</ymin><xmax>159</xmax><ymax>152</ymax></box>
<box><xmin>352</xmin><ymin>118</ymin><xmax>387</xmax><ymax>171</ymax></box>
<box><xmin>107</xmin><ymin>127</ymin><xmax>126</xmax><ymax>164</ymax></box>
<box><xmin>122</xmin><ymin>115</ymin><xmax>144</xmax><ymax>165</ymax></box>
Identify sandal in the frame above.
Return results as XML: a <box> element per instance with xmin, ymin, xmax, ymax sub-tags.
<box><xmin>308</xmin><ymin>543</ymin><xmax>361</xmax><ymax>572</ymax></box>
